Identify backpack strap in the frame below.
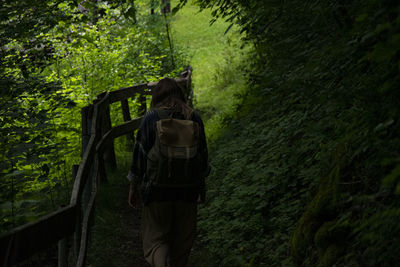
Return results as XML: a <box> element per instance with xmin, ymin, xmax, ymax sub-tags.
<box><xmin>187</xmin><ymin>109</ymin><xmax>194</xmax><ymax>120</ymax></box>
<box><xmin>154</xmin><ymin>107</ymin><xmax>195</xmax><ymax>120</ymax></box>
<box><xmin>154</xmin><ymin>108</ymin><xmax>171</xmax><ymax>119</ymax></box>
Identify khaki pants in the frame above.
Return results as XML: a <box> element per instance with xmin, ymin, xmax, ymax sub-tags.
<box><xmin>141</xmin><ymin>201</ymin><xmax>197</xmax><ymax>267</ymax></box>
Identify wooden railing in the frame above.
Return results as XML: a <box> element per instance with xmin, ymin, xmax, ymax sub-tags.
<box><xmin>0</xmin><ymin>68</ymin><xmax>192</xmax><ymax>267</ymax></box>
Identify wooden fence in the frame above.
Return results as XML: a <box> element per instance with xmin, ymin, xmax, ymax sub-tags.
<box><xmin>0</xmin><ymin>68</ymin><xmax>192</xmax><ymax>267</ymax></box>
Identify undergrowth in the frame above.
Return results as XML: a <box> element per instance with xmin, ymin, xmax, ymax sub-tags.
<box><xmin>186</xmin><ymin>0</ymin><xmax>400</xmax><ymax>266</ymax></box>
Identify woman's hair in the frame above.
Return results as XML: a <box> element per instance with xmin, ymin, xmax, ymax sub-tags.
<box><xmin>151</xmin><ymin>77</ymin><xmax>192</xmax><ymax>118</ymax></box>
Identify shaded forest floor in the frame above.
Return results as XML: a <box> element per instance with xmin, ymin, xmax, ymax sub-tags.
<box><xmin>86</xmin><ymin>161</ymin><xmax>149</xmax><ymax>267</ymax></box>
<box><xmin>86</xmin><ymin>158</ymin><xmax>207</xmax><ymax>267</ymax></box>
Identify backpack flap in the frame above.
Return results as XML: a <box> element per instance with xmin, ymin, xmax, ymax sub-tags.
<box><xmin>147</xmin><ymin>116</ymin><xmax>202</xmax><ymax>188</ymax></box>
<box><xmin>157</xmin><ymin>118</ymin><xmax>199</xmax><ymax>158</ymax></box>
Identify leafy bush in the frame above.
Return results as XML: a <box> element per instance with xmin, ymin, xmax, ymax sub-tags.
<box><xmin>0</xmin><ymin>0</ymin><xmax>186</xmax><ymax>233</ymax></box>
<box><xmin>187</xmin><ymin>0</ymin><xmax>400</xmax><ymax>265</ymax></box>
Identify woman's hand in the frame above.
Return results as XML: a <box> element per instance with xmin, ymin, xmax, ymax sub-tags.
<box><xmin>128</xmin><ymin>183</ymin><xmax>139</xmax><ymax>208</ymax></box>
<box><xmin>197</xmin><ymin>190</ymin><xmax>206</xmax><ymax>204</ymax></box>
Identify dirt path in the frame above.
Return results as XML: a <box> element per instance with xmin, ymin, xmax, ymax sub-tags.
<box><xmin>87</xmin><ymin>182</ymin><xmax>150</xmax><ymax>267</ymax></box>
<box><xmin>118</xmin><ymin>185</ymin><xmax>149</xmax><ymax>267</ymax></box>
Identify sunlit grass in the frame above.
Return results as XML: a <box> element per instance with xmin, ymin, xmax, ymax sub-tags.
<box><xmin>171</xmin><ymin>1</ymin><xmax>249</xmax><ymax>141</ymax></box>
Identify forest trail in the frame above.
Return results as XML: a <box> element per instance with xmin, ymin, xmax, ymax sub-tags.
<box><xmin>87</xmin><ymin>165</ymin><xmax>150</xmax><ymax>267</ymax></box>
<box><xmin>88</xmin><ymin>2</ymin><xmax>241</xmax><ymax>266</ymax></box>
<box><xmin>2</xmin><ymin>0</ymin><xmax>398</xmax><ymax>265</ymax></box>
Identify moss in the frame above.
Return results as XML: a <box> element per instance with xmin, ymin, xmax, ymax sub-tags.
<box><xmin>291</xmin><ymin>206</ymin><xmax>322</xmax><ymax>264</ymax></box>
<box><xmin>314</xmin><ymin>220</ymin><xmax>350</xmax><ymax>252</ymax></box>
<box><xmin>309</xmin><ymin>186</ymin><xmax>336</xmax><ymax>221</ymax></box>
<box><xmin>291</xmin><ymin>166</ymin><xmax>342</xmax><ymax>265</ymax></box>
<box><xmin>307</xmin><ymin>166</ymin><xmax>341</xmax><ymax>223</ymax></box>
<box><xmin>291</xmin><ymin>213</ymin><xmax>311</xmax><ymax>263</ymax></box>
<box><xmin>314</xmin><ymin>221</ymin><xmax>337</xmax><ymax>253</ymax></box>
<box><xmin>317</xmin><ymin>244</ymin><xmax>345</xmax><ymax>267</ymax></box>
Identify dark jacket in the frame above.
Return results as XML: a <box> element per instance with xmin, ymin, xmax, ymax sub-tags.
<box><xmin>129</xmin><ymin>108</ymin><xmax>210</xmax><ymax>204</ymax></box>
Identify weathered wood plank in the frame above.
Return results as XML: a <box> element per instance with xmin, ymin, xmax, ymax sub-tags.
<box><xmin>76</xmin><ymin>155</ymin><xmax>99</xmax><ymax>267</ymax></box>
<box><xmin>0</xmin><ymin>205</ymin><xmax>76</xmax><ymax>267</ymax></box>
<box><xmin>138</xmin><ymin>94</ymin><xmax>147</xmax><ymax>115</ymax></box>
<box><xmin>96</xmin><ymin>117</ymin><xmax>143</xmax><ymax>154</ymax></box>
<box><xmin>70</xmin><ymin>93</ymin><xmax>109</xmax><ymax>206</ymax></box>
<box><xmin>108</xmin><ymin>83</ymin><xmax>148</xmax><ymax>103</ymax></box>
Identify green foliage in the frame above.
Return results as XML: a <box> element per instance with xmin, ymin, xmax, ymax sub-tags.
<box><xmin>0</xmin><ymin>0</ymin><xmax>83</xmax><ymax>232</ymax></box>
<box><xmin>48</xmin><ymin>7</ymin><xmax>183</xmax><ymax>101</ymax></box>
<box><xmin>0</xmin><ymin>0</ymin><xmax>186</xmax><ymax>233</ymax></box>
<box><xmin>349</xmin><ymin>208</ymin><xmax>400</xmax><ymax>266</ymax></box>
<box><xmin>181</xmin><ymin>0</ymin><xmax>400</xmax><ymax>265</ymax></box>
<box><xmin>198</xmin><ymin>93</ymin><xmax>330</xmax><ymax>265</ymax></box>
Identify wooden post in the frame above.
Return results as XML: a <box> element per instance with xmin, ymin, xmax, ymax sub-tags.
<box><xmin>99</xmin><ymin>97</ymin><xmax>116</xmax><ymax>171</ymax></box>
<box><xmin>58</xmin><ymin>202</ymin><xmax>68</xmax><ymax>267</ymax></box>
<box><xmin>81</xmin><ymin>105</ymin><xmax>93</xmax><ymax>157</ymax></box>
<box><xmin>121</xmin><ymin>99</ymin><xmax>132</xmax><ymax>122</ymax></box>
<box><xmin>58</xmin><ymin>233</ymin><xmax>68</xmax><ymax>267</ymax></box>
<box><xmin>82</xmin><ymin>168</ymin><xmax>92</xmax><ymax>214</ymax></box>
<box><xmin>94</xmin><ymin>101</ymin><xmax>108</xmax><ymax>184</ymax></box>
<box><xmin>121</xmin><ymin>99</ymin><xmax>135</xmax><ymax>148</ymax></box>
<box><xmin>72</xmin><ymin>164</ymin><xmax>81</xmax><ymax>263</ymax></box>
<box><xmin>138</xmin><ymin>94</ymin><xmax>147</xmax><ymax>116</ymax></box>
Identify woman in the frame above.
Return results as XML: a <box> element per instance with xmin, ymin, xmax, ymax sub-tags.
<box><xmin>127</xmin><ymin>77</ymin><xmax>210</xmax><ymax>267</ymax></box>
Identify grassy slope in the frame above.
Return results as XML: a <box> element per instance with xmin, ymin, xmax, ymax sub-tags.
<box><xmin>171</xmin><ymin>2</ymin><xmax>227</xmax><ymax>91</ymax></box>
<box><xmin>174</xmin><ymin>1</ymin><xmax>400</xmax><ymax>266</ymax></box>
<box><xmin>171</xmin><ymin>0</ymin><xmax>248</xmax><ymax>141</ymax></box>
<box><xmin>171</xmin><ymin>3</ymin><xmax>258</xmax><ymax>266</ymax></box>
